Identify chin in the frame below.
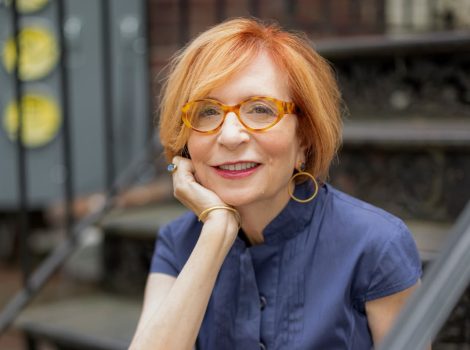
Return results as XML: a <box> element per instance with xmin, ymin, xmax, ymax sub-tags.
<box><xmin>215</xmin><ymin>188</ymin><xmax>261</xmax><ymax>208</ymax></box>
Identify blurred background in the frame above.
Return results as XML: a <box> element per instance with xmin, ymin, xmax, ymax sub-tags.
<box><xmin>0</xmin><ymin>0</ymin><xmax>469</xmax><ymax>348</ymax></box>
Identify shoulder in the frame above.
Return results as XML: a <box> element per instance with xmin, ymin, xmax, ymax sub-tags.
<box><xmin>322</xmin><ymin>184</ymin><xmax>410</xmax><ymax>249</ymax></box>
<box><xmin>320</xmin><ymin>185</ymin><xmax>421</xmax><ymax>303</ymax></box>
<box><xmin>319</xmin><ymin>184</ymin><xmax>421</xmax><ymax>284</ymax></box>
<box><xmin>326</xmin><ymin>184</ymin><xmax>406</xmax><ymax>232</ymax></box>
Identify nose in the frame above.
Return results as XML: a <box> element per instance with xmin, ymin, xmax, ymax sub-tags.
<box><xmin>217</xmin><ymin>112</ymin><xmax>249</xmax><ymax>149</ymax></box>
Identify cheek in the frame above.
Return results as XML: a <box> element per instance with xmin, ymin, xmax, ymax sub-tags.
<box><xmin>187</xmin><ymin>136</ymin><xmax>212</xmax><ymax>183</ymax></box>
<box><xmin>262</xmin><ymin>131</ymin><xmax>300</xmax><ymax>168</ymax></box>
<box><xmin>187</xmin><ymin>133</ymin><xmax>209</xmax><ymax>161</ymax></box>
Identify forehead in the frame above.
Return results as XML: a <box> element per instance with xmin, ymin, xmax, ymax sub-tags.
<box><xmin>207</xmin><ymin>51</ymin><xmax>291</xmax><ymax>104</ymax></box>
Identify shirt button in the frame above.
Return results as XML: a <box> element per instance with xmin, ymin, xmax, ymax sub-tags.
<box><xmin>259</xmin><ymin>341</ymin><xmax>267</xmax><ymax>350</ymax></box>
<box><xmin>259</xmin><ymin>295</ymin><xmax>267</xmax><ymax>310</ymax></box>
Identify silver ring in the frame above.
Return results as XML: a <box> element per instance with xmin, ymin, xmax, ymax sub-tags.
<box><xmin>167</xmin><ymin>163</ymin><xmax>177</xmax><ymax>173</ymax></box>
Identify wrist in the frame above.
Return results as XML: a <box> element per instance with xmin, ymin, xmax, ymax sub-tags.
<box><xmin>201</xmin><ymin>209</ymin><xmax>239</xmax><ymax>243</ymax></box>
<box><xmin>198</xmin><ymin>205</ymin><xmax>241</xmax><ymax>229</ymax></box>
<box><xmin>206</xmin><ymin>208</ymin><xmax>238</xmax><ymax>223</ymax></box>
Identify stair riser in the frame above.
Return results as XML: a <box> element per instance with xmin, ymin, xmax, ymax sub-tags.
<box><xmin>330</xmin><ymin>148</ymin><xmax>470</xmax><ymax>221</ymax></box>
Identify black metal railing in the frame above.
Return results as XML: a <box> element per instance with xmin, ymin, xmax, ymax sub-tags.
<box><xmin>0</xmin><ymin>139</ymin><xmax>158</xmax><ymax>334</ymax></box>
<box><xmin>10</xmin><ymin>0</ymin><xmax>30</xmax><ymax>287</ymax></box>
<box><xmin>57</xmin><ymin>0</ymin><xmax>74</xmax><ymax>240</ymax></box>
<box><xmin>0</xmin><ymin>0</ymin><xmax>74</xmax><ymax>332</ymax></box>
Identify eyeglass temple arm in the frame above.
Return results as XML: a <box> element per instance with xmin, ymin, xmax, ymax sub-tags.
<box><xmin>284</xmin><ymin>102</ymin><xmax>297</xmax><ymax>114</ymax></box>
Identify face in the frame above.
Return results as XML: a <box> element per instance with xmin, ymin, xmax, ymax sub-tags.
<box><xmin>187</xmin><ymin>51</ymin><xmax>304</xmax><ymax>209</ymax></box>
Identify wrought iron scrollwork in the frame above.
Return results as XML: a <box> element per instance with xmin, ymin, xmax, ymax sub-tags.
<box><xmin>335</xmin><ymin>53</ymin><xmax>470</xmax><ymax>120</ymax></box>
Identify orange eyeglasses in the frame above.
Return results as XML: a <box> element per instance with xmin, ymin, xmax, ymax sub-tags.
<box><xmin>181</xmin><ymin>96</ymin><xmax>297</xmax><ymax>134</ymax></box>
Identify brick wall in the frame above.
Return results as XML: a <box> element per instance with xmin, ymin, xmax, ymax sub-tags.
<box><xmin>147</xmin><ymin>0</ymin><xmax>385</xmax><ymax>81</ymax></box>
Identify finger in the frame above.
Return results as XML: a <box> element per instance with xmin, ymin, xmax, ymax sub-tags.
<box><xmin>172</xmin><ymin>156</ymin><xmax>194</xmax><ymax>174</ymax></box>
<box><xmin>171</xmin><ymin>156</ymin><xmax>196</xmax><ymax>186</ymax></box>
<box><xmin>170</xmin><ymin>157</ymin><xmax>227</xmax><ymax>217</ymax></box>
<box><xmin>171</xmin><ymin>156</ymin><xmax>196</xmax><ymax>201</ymax></box>
<box><xmin>171</xmin><ymin>157</ymin><xmax>217</xmax><ymax>210</ymax></box>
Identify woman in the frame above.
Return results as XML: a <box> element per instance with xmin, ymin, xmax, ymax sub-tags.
<box><xmin>130</xmin><ymin>18</ymin><xmax>422</xmax><ymax>350</ymax></box>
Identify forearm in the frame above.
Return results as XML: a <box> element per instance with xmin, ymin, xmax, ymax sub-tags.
<box><xmin>130</xmin><ymin>212</ymin><xmax>238</xmax><ymax>350</ymax></box>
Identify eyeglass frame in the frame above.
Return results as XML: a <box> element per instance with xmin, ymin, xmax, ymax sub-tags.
<box><xmin>181</xmin><ymin>96</ymin><xmax>297</xmax><ymax>134</ymax></box>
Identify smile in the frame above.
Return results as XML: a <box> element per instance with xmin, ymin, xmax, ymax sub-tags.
<box><xmin>217</xmin><ymin>162</ymin><xmax>259</xmax><ymax>171</ymax></box>
<box><xmin>213</xmin><ymin>162</ymin><xmax>261</xmax><ymax>179</ymax></box>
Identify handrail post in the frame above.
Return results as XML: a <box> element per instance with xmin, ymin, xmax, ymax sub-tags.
<box><xmin>57</xmin><ymin>0</ymin><xmax>75</xmax><ymax>239</ymax></box>
<box><xmin>11</xmin><ymin>0</ymin><xmax>31</xmax><ymax>288</ymax></box>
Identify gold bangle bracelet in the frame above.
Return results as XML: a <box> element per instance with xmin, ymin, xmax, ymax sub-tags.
<box><xmin>198</xmin><ymin>205</ymin><xmax>241</xmax><ymax>228</ymax></box>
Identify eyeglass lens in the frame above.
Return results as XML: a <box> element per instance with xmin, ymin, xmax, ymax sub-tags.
<box><xmin>186</xmin><ymin>99</ymin><xmax>280</xmax><ymax>132</ymax></box>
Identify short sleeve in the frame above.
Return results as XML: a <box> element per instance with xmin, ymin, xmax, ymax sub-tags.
<box><xmin>150</xmin><ymin>224</ymin><xmax>179</xmax><ymax>277</ymax></box>
<box><xmin>364</xmin><ymin>223</ymin><xmax>422</xmax><ymax>302</ymax></box>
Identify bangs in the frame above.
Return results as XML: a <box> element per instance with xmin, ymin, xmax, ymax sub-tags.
<box><xmin>186</xmin><ymin>37</ymin><xmax>263</xmax><ymax>101</ymax></box>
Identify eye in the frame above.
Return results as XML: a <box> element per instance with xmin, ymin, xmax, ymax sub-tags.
<box><xmin>249</xmin><ymin>104</ymin><xmax>276</xmax><ymax>115</ymax></box>
<box><xmin>199</xmin><ymin>107</ymin><xmax>219</xmax><ymax>117</ymax></box>
<box><xmin>196</xmin><ymin>103</ymin><xmax>222</xmax><ymax>118</ymax></box>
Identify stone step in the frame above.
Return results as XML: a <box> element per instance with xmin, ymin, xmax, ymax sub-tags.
<box><xmin>10</xmin><ymin>209</ymin><xmax>460</xmax><ymax>349</ymax></box>
<box><xmin>13</xmin><ymin>280</ymin><xmax>467</xmax><ymax>350</ymax></box>
<box><xmin>100</xmin><ymin>203</ymin><xmax>453</xmax><ymax>262</ymax></box>
<box><xmin>343</xmin><ymin>119</ymin><xmax>470</xmax><ymax>148</ymax></box>
<box><xmin>316</xmin><ymin>30</ymin><xmax>470</xmax><ymax>59</ymax></box>
<box><xmin>98</xmin><ymin>202</ymin><xmax>186</xmax><ymax>296</ymax></box>
<box><xmin>99</xmin><ymin>201</ymin><xmax>187</xmax><ymax>239</ymax></box>
<box><xmin>15</xmin><ymin>294</ymin><xmax>140</xmax><ymax>350</ymax></box>
<box><xmin>337</xmin><ymin>118</ymin><xmax>470</xmax><ymax>222</ymax></box>
<box><xmin>97</xmin><ymin>202</ymin><xmax>453</xmax><ymax>298</ymax></box>
<box><xmin>406</xmin><ymin>220</ymin><xmax>453</xmax><ymax>263</ymax></box>
<box><xmin>331</xmin><ymin>146</ymin><xmax>470</xmax><ymax>222</ymax></box>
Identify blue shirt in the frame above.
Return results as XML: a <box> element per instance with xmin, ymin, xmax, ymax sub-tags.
<box><xmin>150</xmin><ymin>183</ymin><xmax>422</xmax><ymax>349</ymax></box>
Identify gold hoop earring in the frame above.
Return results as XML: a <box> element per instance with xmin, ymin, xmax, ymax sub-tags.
<box><xmin>288</xmin><ymin>167</ymin><xmax>319</xmax><ymax>203</ymax></box>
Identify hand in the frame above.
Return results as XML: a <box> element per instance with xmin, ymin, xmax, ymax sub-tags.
<box><xmin>171</xmin><ymin>156</ymin><xmax>227</xmax><ymax>221</ymax></box>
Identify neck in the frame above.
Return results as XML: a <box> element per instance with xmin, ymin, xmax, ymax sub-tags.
<box><xmin>236</xmin><ymin>188</ymin><xmax>292</xmax><ymax>246</ymax></box>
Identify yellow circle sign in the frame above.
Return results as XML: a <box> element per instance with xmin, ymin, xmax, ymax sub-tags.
<box><xmin>3</xmin><ymin>0</ymin><xmax>50</xmax><ymax>14</ymax></box>
<box><xmin>3</xmin><ymin>94</ymin><xmax>61</xmax><ymax>148</ymax></box>
<box><xmin>2</xmin><ymin>26</ymin><xmax>59</xmax><ymax>81</ymax></box>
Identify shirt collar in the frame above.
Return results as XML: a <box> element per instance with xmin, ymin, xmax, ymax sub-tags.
<box><xmin>236</xmin><ymin>181</ymin><xmax>327</xmax><ymax>247</ymax></box>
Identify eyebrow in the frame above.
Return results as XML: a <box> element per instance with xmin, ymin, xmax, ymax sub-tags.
<box><xmin>204</xmin><ymin>95</ymin><xmax>271</xmax><ymax>103</ymax></box>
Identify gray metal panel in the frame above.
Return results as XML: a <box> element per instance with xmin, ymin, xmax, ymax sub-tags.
<box><xmin>66</xmin><ymin>0</ymin><xmax>106</xmax><ymax>196</ymax></box>
<box><xmin>111</xmin><ymin>0</ymin><xmax>150</xmax><ymax>175</ymax></box>
<box><xmin>0</xmin><ymin>0</ymin><xmax>150</xmax><ymax>208</ymax></box>
<box><xmin>0</xmin><ymin>1</ymin><xmax>63</xmax><ymax>208</ymax></box>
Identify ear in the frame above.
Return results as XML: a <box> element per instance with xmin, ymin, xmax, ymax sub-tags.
<box><xmin>295</xmin><ymin>145</ymin><xmax>307</xmax><ymax>168</ymax></box>
<box><xmin>294</xmin><ymin>150</ymin><xmax>306</xmax><ymax>170</ymax></box>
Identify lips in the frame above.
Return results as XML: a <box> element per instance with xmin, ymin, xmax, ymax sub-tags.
<box><xmin>217</xmin><ymin>162</ymin><xmax>258</xmax><ymax>171</ymax></box>
<box><xmin>213</xmin><ymin>161</ymin><xmax>261</xmax><ymax>179</ymax></box>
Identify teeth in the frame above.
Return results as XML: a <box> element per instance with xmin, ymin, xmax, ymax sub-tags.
<box><xmin>219</xmin><ymin>162</ymin><xmax>258</xmax><ymax>171</ymax></box>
